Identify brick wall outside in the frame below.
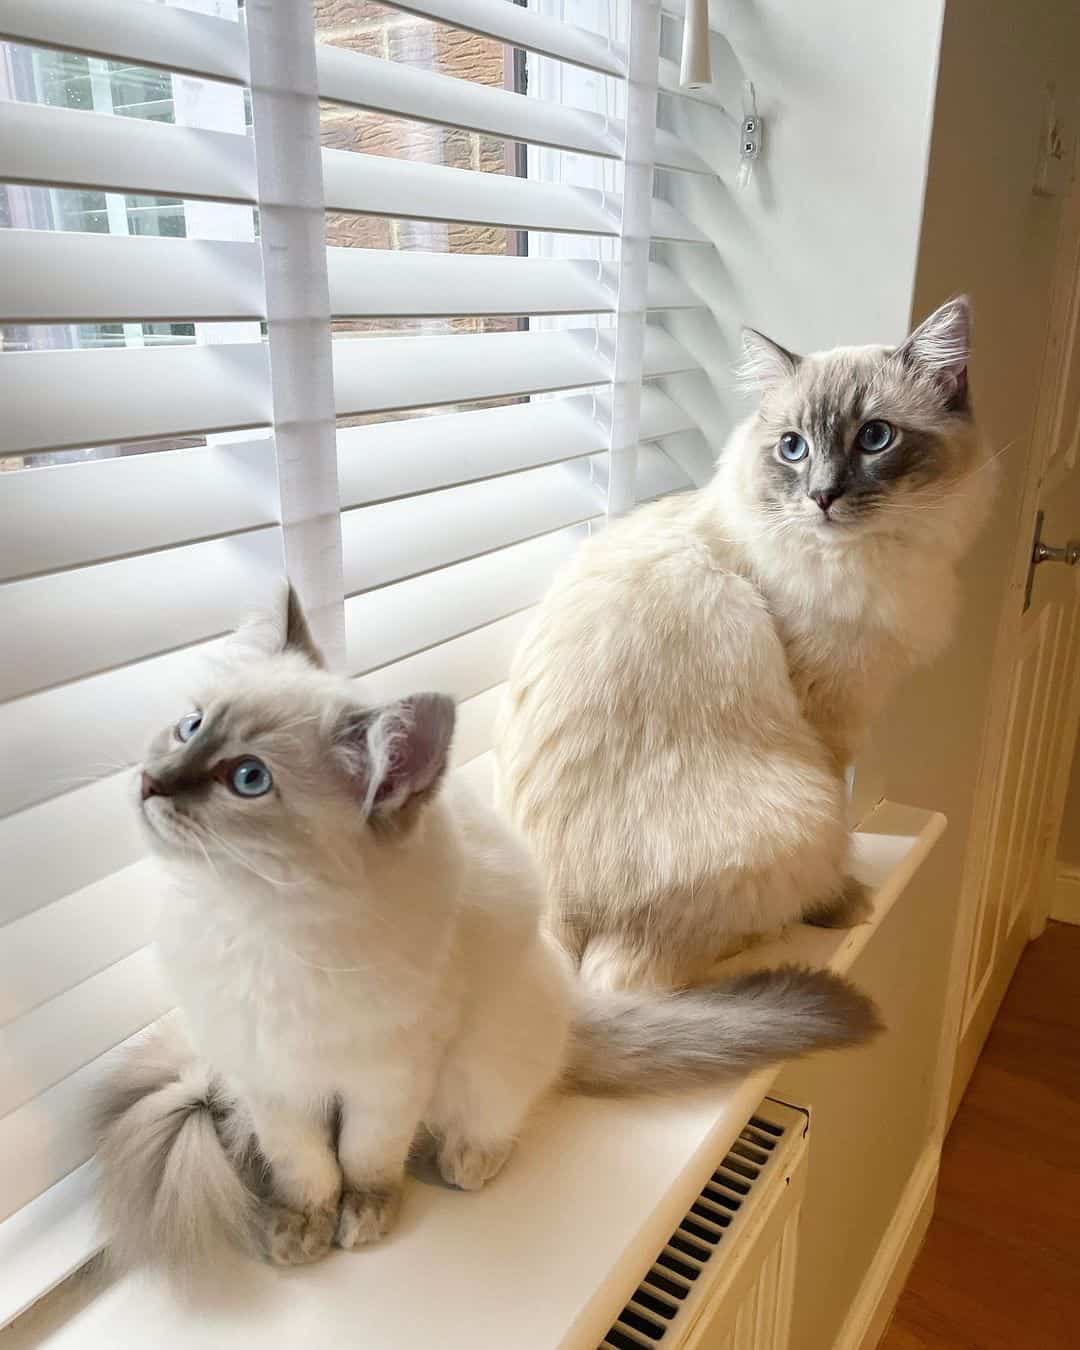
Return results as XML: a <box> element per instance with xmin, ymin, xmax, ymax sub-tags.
<box><xmin>316</xmin><ymin>0</ymin><xmax>519</xmax><ymax>336</ymax></box>
<box><xmin>314</xmin><ymin>1</ymin><xmax>525</xmax><ymax>422</ymax></box>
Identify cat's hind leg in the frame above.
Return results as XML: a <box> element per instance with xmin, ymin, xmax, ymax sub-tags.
<box><xmin>802</xmin><ymin>876</ymin><xmax>873</xmax><ymax>928</ymax></box>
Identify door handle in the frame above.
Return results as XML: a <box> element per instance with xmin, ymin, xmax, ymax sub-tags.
<box><xmin>1033</xmin><ymin>538</ymin><xmax>1080</xmax><ymax>566</ymax></box>
<box><xmin>1024</xmin><ymin>509</ymin><xmax>1080</xmax><ymax>610</ymax></box>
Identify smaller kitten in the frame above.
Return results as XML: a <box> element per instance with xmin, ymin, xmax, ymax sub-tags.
<box><xmin>97</xmin><ymin>587</ymin><xmax>879</xmax><ymax>1272</ymax></box>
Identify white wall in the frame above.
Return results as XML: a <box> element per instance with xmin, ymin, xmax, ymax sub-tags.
<box><xmin>655</xmin><ymin>0</ymin><xmax>945</xmax><ymax>482</ymax></box>
<box><xmin>656</xmin><ymin>2</ymin><xmax>1079</xmax><ymax>1346</ymax></box>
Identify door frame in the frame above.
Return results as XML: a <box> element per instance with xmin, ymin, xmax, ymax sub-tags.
<box><xmin>932</xmin><ymin>149</ymin><xmax>1080</xmax><ymax>1132</ymax></box>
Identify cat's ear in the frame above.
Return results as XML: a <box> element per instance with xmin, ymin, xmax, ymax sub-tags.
<box><xmin>894</xmin><ymin>295</ymin><xmax>971</xmax><ymax>412</ymax></box>
<box><xmin>335</xmin><ymin>693</ymin><xmax>456</xmax><ymax>824</ymax></box>
<box><xmin>282</xmin><ymin>583</ymin><xmax>325</xmax><ymax>668</ymax></box>
<box><xmin>226</xmin><ymin>580</ymin><xmax>325</xmax><ymax>667</ymax></box>
<box><xmin>738</xmin><ymin>327</ymin><xmax>801</xmax><ymax>392</ymax></box>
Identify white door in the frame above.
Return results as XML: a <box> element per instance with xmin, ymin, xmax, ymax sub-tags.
<box><xmin>952</xmin><ymin>161</ymin><xmax>1080</xmax><ymax>1107</ymax></box>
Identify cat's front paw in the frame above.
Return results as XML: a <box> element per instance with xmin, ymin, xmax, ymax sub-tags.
<box><xmin>262</xmin><ymin>1201</ymin><xmax>338</xmax><ymax>1266</ymax></box>
<box><xmin>335</xmin><ymin>1185</ymin><xmax>402</xmax><ymax>1249</ymax></box>
<box><xmin>437</xmin><ymin>1136</ymin><xmax>514</xmax><ymax>1192</ymax></box>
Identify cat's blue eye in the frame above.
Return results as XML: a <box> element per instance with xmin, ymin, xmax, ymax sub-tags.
<box><xmin>856</xmin><ymin>419</ymin><xmax>894</xmax><ymax>453</ymax></box>
<box><xmin>229</xmin><ymin>757</ymin><xmax>273</xmax><ymax>798</ymax></box>
<box><xmin>176</xmin><ymin>712</ymin><xmax>203</xmax><ymax>743</ymax></box>
<box><xmin>778</xmin><ymin>432</ymin><xmax>809</xmax><ymax>463</ymax></box>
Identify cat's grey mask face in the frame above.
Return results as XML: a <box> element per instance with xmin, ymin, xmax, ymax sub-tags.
<box><xmin>741</xmin><ymin>297</ymin><xmax>976</xmax><ymax>537</ymax></box>
<box><xmin>136</xmin><ymin>584</ymin><xmax>455</xmax><ymax>867</ymax></box>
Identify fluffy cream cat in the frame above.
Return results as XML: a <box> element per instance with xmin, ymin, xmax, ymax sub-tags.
<box><xmin>96</xmin><ymin>589</ymin><xmax>878</xmax><ymax>1272</ymax></box>
<box><xmin>497</xmin><ymin>298</ymin><xmax>993</xmax><ymax>992</ymax></box>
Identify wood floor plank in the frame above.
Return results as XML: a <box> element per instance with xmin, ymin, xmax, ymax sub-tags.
<box><xmin>880</xmin><ymin>921</ymin><xmax>1080</xmax><ymax>1350</ymax></box>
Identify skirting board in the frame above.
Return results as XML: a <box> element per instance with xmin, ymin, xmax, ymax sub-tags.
<box><xmin>833</xmin><ymin>1144</ymin><xmax>940</xmax><ymax>1350</ymax></box>
<box><xmin>1052</xmin><ymin>866</ymin><xmax>1080</xmax><ymax>925</ymax></box>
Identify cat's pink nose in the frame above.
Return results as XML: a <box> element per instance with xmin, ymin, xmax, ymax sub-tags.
<box><xmin>141</xmin><ymin>772</ymin><xmax>163</xmax><ymax>801</ymax></box>
<box><xmin>811</xmin><ymin>488</ymin><xmax>841</xmax><ymax>513</ymax></box>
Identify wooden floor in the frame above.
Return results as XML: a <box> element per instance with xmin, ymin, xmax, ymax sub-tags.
<box><xmin>880</xmin><ymin>920</ymin><xmax>1080</xmax><ymax>1350</ymax></box>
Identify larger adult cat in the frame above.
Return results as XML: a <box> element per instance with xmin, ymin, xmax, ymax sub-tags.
<box><xmin>497</xmin><ymin>298</ymin><xmax>993</xmax><ymax>993</ymax></box>
<box><xmin>97</xmin><ymin>589</ymin><xmax>877</xmax><ymax>1273</ymax></box>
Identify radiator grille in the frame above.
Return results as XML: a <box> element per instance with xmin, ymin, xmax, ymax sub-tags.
<box><xmin>599</xmin><ymin>1108</ymin><xmax>800</xmax><ymax>1350</ymax></box>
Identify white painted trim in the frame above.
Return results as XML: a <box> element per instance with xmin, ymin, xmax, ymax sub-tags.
<box><xmin>1051</xmin><ymin>864</ymin><xmax>1080</xmax><ymax>925</ymax></box>
<box><xmin>833</xmin><ymin>1144</ymin><xmax>940</xmax><ymax>1350</ymax></box>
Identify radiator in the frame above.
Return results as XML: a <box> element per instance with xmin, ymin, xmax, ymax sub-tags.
<box><xmin>599</xmin><ymin>1099</ymin><xmax>808</xmax><ymax>1350</ymax></box>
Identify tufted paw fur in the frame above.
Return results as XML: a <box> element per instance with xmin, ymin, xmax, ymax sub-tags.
<box><xmin>335</xmin><ymin>1185</ymin><xmax>402</xmax><ymax>1249</ymax></box>
<box><xmin>262</xmin><ymin>1201</ymin><xmax>338</xmax><ymax>1266</ymax></box>
<box><xmin>437</xmin><ymin>1136</ymin><xmax>515</xmax><ymax>1192</ymax></box>
<box><xmin>803</xmin><ymin>877</ymin><xmax>874</xmax><ymax>929</ymax></box>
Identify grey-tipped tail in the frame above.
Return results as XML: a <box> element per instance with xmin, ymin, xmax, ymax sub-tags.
<box><xmin>564</xmin><ymin>965</ymin><xmax>882</xmax><ymax>1096</ymax></box>
<box><xmin>94</xmin><ymin>1024</ymin><xmax>264</xmax><ymax>1271</ymax></box>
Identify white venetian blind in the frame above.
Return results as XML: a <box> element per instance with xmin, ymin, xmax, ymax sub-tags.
<box><xmin>0</xmin><ymin>0</ymin><xmax>718</xmax><ymax>1321</ymax></box>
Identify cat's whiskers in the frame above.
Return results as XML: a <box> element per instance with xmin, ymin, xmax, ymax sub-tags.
<box><xmin>273</xmin><ymin>938</ymin><xmax>374</xmax><ymax>976</ymax></box>
<box><xmin>864</xmin><ymin>439</ymin><xmax>1016</xmax><ymax>523</ymax></box>
<box><xmin>198</xmin><ymin>822</ymin><xmax>300</xmax><ymax>890</ymax></box>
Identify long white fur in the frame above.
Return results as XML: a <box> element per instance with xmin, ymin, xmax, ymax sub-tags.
<box><xmin>496</xmin><ymin>303</ymin><xmax>994</xmax><ymax>991</ymax></box>
<box><xmin>97</xmin><ymin>599</ymin><xmax>879</xmax><ymax>1272</ymax></box>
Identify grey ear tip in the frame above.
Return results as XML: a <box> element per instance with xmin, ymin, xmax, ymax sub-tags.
<box><xmin>427</xmin><ymin>691</ymin><xmax>457</xmax><ymax>728</ymax></box>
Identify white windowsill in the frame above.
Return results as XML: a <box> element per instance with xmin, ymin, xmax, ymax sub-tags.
<box><xmin>3</xmin><ymin>799</ymin><xmax>945</xmax><ymax>1350</ymax></box>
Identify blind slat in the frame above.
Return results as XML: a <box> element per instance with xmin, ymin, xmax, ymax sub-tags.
<box><xmin>0</xmin><ymin>343</ymin><xmax>271</xmax><ymax>458</ymax></box>
<box><xmin>325</xmin><ymin>248</ymin><xmax>699</xmax><ymax>317</ymax></box>
<box><xmin>456</xmin><ymin>747</ymin><xmax>495</xmax><ymax>795</ymax></box>
<box><xmin>641</xmin><ymin>325</ymin><xmax>699</xmax><ymax>376</ymax></box>
<box><xmin>0</xmin><ymin>1019</ymin><xmax>156</xmax><ymax>1223</ymax></box>
<box><xmin>0</xmin><ymin>529</ymin><xmax>280</xmax><ymax>703</ymax></box>
<box><xmin>359</xmin><ymin>610</ymin><xmax>532</xmax><ymax>706</ymax></box>
<box><xmin>0</xmin><ymin>0</ymin><xmax>249</xmax><ymax>84</ymax></box>
<box><xmin>450</xmin><ymin>683</ymin><xmax>504</xmax><ymax>768</ymax></box>
<box><xmin>331</xmin><ymin>328</ymin><xmax>610</xmax><ymax>416</ymax></box>
<box><xmin>340</xmin><ymin>463</ymin><xmax>600</xmax><ymax>596</ymax></box>
<box><xmin>633</xmin><ymin>442</ymin><xmax>697</xmax><ymax>500</ymax></box>
<box><xmin>0</xmin><ymin>776</ymin><xmax>141</xmax><ymax>930</ymax></box>
<box><xmin>328</xmin><ymin>247</ymin><xmax>612</xmax><ymax>317</ymax></box>
<box><xmin>331</xmin><ymin>327</ymin><xmax>696</xmax><ymax>418</ymax></box>
<box><xmin>0</xmin><ymin>861</ymin><xmax>157</xmax><ymax>1031</ymax></box>
<box><xmin>0</xmin><ymin>231</ymin><xmax>265</xmax><ymax>325</ymax></box>
<box><xmin>0</xmin><ymin>1158</ymin><xmax>99</xmax><ymax>1330</ymax></box>
<box><xmin>335</xmin><ymin>386</ymin><xmax>693</xmax><ymax>510</ymax></box>
<box><xmin>0</xmin><ymin>641</ymin><xmax>220</xmax><ymax>822</ymax></box>
<box><xmin>337</xmin><ymin>396</ymin><xmax>607</xmax><ymax>509</ymax></box>
<box><xmin>0</xmin><ymin>947</ymin><xmax>168</xmax><ymax>1120</ymax></box>
<box><xmin>320</xmin><ymin>149</ymin><xmax>709</xmax><ymax>242</ymax></box>
<box><xmin>316</xmin><ymin>45</ymin><xmax>709</xmax><ymax>174</ymax></box>
<box><xmin>345</xmin><ymin>524</ymin><xmax>591</xmax><ymax>676</ymax></box>
<box><xmin>0</xmin><ymin>439</ymin><xmax>276</xmax><ymax>583</ymax></box>
<box><xmin>386</xmin><ymin>0</ymin><xmax>625</xmax><ymax>77</ymax></box>
<box><xmin>318</xmin><ymin>44</ymin><xmax>619</xmax><ymax>160</ymax></box>
<box><xmin>0</xmin><ymin>100</ymin><xmax>257</xmax><ymax>204</ymax></box>
<box><xmin>322</xmin><ymin>146</ymin><xmax>614</xmax><ymax>234</ymax></box>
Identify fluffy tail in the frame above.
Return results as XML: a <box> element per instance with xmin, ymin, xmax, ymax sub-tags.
<box><xmin>564</xmin><ymin>965</ymin><xmax>882</xmax><ymax>1095</ymax></box>
<box><xmin>94</xmin><ymin>1023</ymin><xmax>264</xmax><ymax>1270</ymax></box>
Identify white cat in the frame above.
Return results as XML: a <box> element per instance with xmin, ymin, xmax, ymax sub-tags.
<box><xmin>496</xmin><ymin>298</ymin><xmax>994</xmax><ymax>992</ymax></box>
<box><xmin>96</xmin><ymin>588</ymin><xmax>878</xmax><ymax>1272</ymax></box>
